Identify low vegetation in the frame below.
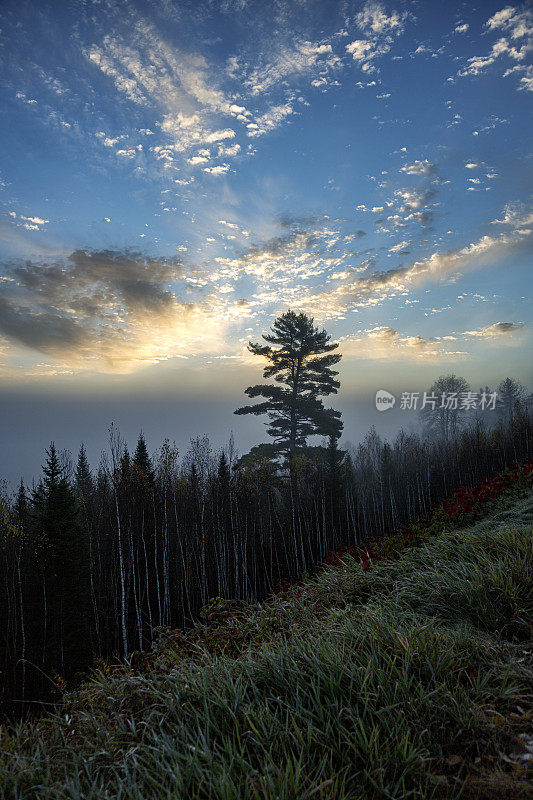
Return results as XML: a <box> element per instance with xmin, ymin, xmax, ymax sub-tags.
<box><xmin>1</xmin><ymin>476</ymin><xmax>532</xmax><ymax>799</ymax></box>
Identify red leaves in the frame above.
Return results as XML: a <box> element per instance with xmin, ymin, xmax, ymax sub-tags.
<box><xmin>324</xmin><ymin>543</ymin><xmax>376</xmax><ymax>569</ymax></box>
<box><xmin>271</xmin><ymin>462</ymin><xmax>532</xmax><ymax>600</ymax></box>
<box><xmin>324</xmin><ymin>545</ymin><xmax>359</xmax><ymax>566</ymax></box>
<box><xmin>321</xmin><ymin>460</ymin><xmax>532</xmax><ymax>575</ymax></box>
<box><xmin>441</xmin><ymin>462</ymin><xmax>532</xmax><ymax>521</ymax></box>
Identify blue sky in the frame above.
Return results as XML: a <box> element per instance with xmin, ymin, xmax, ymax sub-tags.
<box><xmin>0</xmin><ymin>0</ymin><xmax>532</xmax><ymax>480</ymax></box>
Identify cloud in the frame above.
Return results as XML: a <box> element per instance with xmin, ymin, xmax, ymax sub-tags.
<box><xmin>472</xmin><ymin>115</ymin><xmax>509</xmax><ymax>135</ymax></box>
<box><xmin>86</xmin><ymin>22</ymin><xmax>244</xmax><ymax>118</ymax></box>
<box><xmin>346</xmin><ymin>38</ymin><xmax>393</xmax><ymax>72</ymax></box>
<box><xmin>367</xmin><ymin>161</ymin><xmax>442</xmax><ymax>234</ymax></box>
<box><xmin>83</xmin><ymin>9</ymin><xmax>345</xmax><ymax>172</ymax></box>
<box><xmin>491</xmin><ymin>201</ymin><xmax>533</xmax><ymax>228</ymax></box>
<box><xmin>455</xmin><ymin>23</ymin><xmax>469</xmax><ymax>34</ymax></box>
<box><xmin>203</xmin><ymin>164</ymin><xmax>230</xmax><ymax>175</ymax></box>
<box><xmin>8</xmin><ymin>212</ymin><xmax>50</xmax><ymax>231</ymax></box>
<box><xmin>346</xmin><ymin>2</ymin><xmax>410</xmax><ymax>72</ymax></box>
<box><xmin>400</xmin><ymin>159</ymin><xmax>436</xmax><ymax>176</ymax></box>
<box><xmin>243</xmin><ymin>40</ymin><xmax>338</xmax><ymax>95</ymax></box>
<box><xmin>486</xmin><ymin>6</ymin><xmax>533</xmax><ymax>38</ymax></box>
<box><xmin>218</xmin><ymin>143</ymin><xmax>241</xmax><ymax>157</ymax></box>
<box><xmin>194</xmin><ymin>216</ymin><xmax>375</xmax><ymax>322</ymax></box>
<box><xmin>247</xmin><ymin>104</ymin><xmax>295</xmax><ymax>137</ymax></box>
<box><xmin>502</xmin><ymin>63</ymin><xmax>533</xmax><ymax>90</ymax></box>
<box><xmin>0</xmin><ymin>249</ymin><xmax>238</xmax><ymax>372</ymax></box>
<box><xmin>395</xmin><ymin>187</ymin><xmax>435</xmax><ymax>212</ymax></box>
<box><xmin>458</xmin><ymin>5</ymin><xmax>533</xmax><ymax>89</ymax></box>
<box><xmin>466</xmin><ymin>321</ymin><xmax>524</xmax><ymax>336</ymax></box>
<box><xmin>1</xmin><ymin>200</ymin><xmax>530</xmax><ymax>376</ymax></box>
<box><xmin>355</xmin><ymin>2</ymin><xmax>409</xmax><ymax>36</ymax></box>
<box><xmin>84</xmin><ymin>17</ymin><xmax>253</xmax><ymax>176</ymax></box>
<box><xmin>96</xmin><ymin>132</ymin><xmax>125</xmax><ymax>147</ymax></box>
<box><xmin>389</xmin><ymin>240</ymin><xmax>410</xmax><ymax>253</ymax></box>
<box><xmin>292</xmin><ymin>219</ymin><xmax>533</xmax><ymax>320</ymax></box>
<box><xmin>339</xmin><ymin>319</ymin><xmax>526</xmax><ymax>362</ymax></box>
<box><xmin>340</xmin><ymin>326</ymin><xmax>452</xmax><ymax>361</ymax></box>
<box><xmin>203</xmin><ymin>128</ymin><xmax>236</xmax><ymax>143</ymax></box>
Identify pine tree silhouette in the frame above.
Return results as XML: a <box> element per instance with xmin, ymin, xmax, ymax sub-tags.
<box><xmin>235</xmin><ymin>310</ymin><xmax>343</xmax><ymax>463</ymax></box>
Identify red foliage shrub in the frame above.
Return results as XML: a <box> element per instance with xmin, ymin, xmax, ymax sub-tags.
<box><xmin>322</xmin><ymin>461</ymin><xmax>532</xmax><ymax>574</ymax></box>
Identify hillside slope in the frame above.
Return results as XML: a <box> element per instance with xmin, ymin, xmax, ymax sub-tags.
<box><xmin>1</xmin><ymin>486</ymin><xmax>532</xmax><ymax>800</ymax></box>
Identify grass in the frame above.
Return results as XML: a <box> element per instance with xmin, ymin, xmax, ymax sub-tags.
<box><xmin>1</xmin><ymin>485</ymin><xmax>532</xmax><ymax>799</ymax></box>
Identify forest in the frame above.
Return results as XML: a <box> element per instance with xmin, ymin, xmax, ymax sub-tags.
<box><xmin>0</xmin><ymin>312</ymin><xmax>531</xmax><ymax>715</ymax></box>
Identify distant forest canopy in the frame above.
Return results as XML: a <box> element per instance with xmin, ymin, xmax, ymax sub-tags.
<box><xmin>0</xmin><ymin>311</ymin><xmax>531</xmax><ymax>715</ymax></box>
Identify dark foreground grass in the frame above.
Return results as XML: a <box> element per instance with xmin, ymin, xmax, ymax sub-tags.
<box><xmin>1</xmin><ymin>489</ymin><xmax>532</xmax><ymax>799</ymax></box>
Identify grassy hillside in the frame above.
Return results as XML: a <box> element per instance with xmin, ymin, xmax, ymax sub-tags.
<box><xmin>1</xmin><ymin>483</ymin><xmax>532</xmax><ymax>800</ymax></box>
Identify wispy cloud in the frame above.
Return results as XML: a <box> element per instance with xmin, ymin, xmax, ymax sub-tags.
<box><xmin>84</xmin><ymin>18</ymin><xmax>253</xmax><ymax>176</ymax></box>
<box><xmin>292</xmin><ymin>215</ymin><xmax>533</xmax><ymax>320</ymax></box>
<box><xmin>341</xmin><ymin>325</ymin><xmax>446</xmax><ymax>361</ymax></box>
<box><xmin>0</xmin><ymin>0</ymin><xmax>531</xmax><ymax>388</ymax></box>
<box><xmin>400</xmin><ymin>160</ymin><xmax>436</xmax><ymax>176</ymax></box>
<box><xmin>466</xmin><ymin>321</ymin><xmax>524</xmax><ymax>336</ymax></box>
<box><xmin>458</xmin><ymin>5</ymin><xmax>533</xmax><ymax>91</ymax></box>
<box><xmin>340</xmin><ymin>319</ymin><xmax>526</xmax><ymax>362</ymax></box>
<box><xmin>346</xmin><ymin>1</ymin><xmax>411</xmax><ymax>73</ymax></box>
<box><xmin>242</xmin><ymin>41</ymin><xmax>339</xmax><ymax>95</ymax></box>
<box><xmin>7</xmin><ymin>212</ymin><xmax>50</xmax><ymax>231</ymax></box>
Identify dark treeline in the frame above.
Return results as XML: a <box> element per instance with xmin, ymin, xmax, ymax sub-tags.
<box><xmin>1</xmin><ymin>386</ymin><xmax>531</xmax><ymax>715</ymax></box>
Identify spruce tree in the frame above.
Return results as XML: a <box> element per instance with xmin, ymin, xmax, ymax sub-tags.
<box><xmin>325</xmin><ymin>434</ymin><xmax>345</xmax><ymax>533</ymax></box>
<box><xmin>133</xmin><ymin>432</ymin><xmax>153</xmax><ymax>483</ymax></box>
<box><xmin>217</xmin><ymin>452</ymin><xmax>231</xmax><ymax>486</ymax></box>
<box><xmin>75</xmin><ymin>444</ymin><xmax>93</xmax><ymax>502</ymax></box>
<box><xmin>15</xmin><ymin>478</ymin><xmax>27</xmax><ymax>525</ymax></box>
<box><xmin>235</xmin><ymin>310</ymin><xmax>343</xmax><ymax>461</ymax></box>
<box><xmin>31</xmin><ymin>443</ymin><xmax>91</xmax><ymax>676</ymax></box>
<box><xmin>497</xmin><ymin>377</ymin><xmax>525</xmax><ymax>424</ymax></box>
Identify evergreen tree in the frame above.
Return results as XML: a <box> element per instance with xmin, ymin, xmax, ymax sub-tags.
<box><xmin>96</xmin><ymin>464</ymin><xmax>109</xmax><ymax>496</ymax></box>
<box><xmin>235</xmin><ymin>310</ymin><xmax>343</xmax><ymax>461</ymax></box>
<box><xmin>0</xmin><ymin>392</ymin><xmax>531</xmax><ymax>711</ymax></box>
<box><xmin>325</xmin><ymin>434</ymin><xmax>345</xmax><ymax>534</ymax></box>
<box><xmin>497</xmin><ymin>377</ymin><xmax>525</xmax><ymax>424</ymax></box>
<box><xmin>75</xmin><ymin>444</ymin><xmax>93</xmax><ymax>502</ymax></box>
<box><xmin>121</xmin><ymin>446</ymin><xmax>131</xmax><ymax>474</ymax></box>
<box><xmin>327</xmin><ymin>434</ymin><xmax>344</xmax><ymax>478</ymax></box>
<box><xmin>15</xmin><ymin>478</ymin><xmax>27</xmax><ymax>525</ymax></box>
<box><xmin>31</xmin><ymin>443</ymin><xmax>91</xmax><ymax>676</ymax></box>
<box><xmin>133</xmin><ymin>432</ymin><xmax>154</xmax><ymax>485</ymax></box>
<box><xmin>217</xmin><ymin>451</ymin><xmax>231</xmax><ymax>486</ymax></box>
<box><xmin>118</xmin><ymin>446</ymin><xmax>132</xmax><ymax>492</ymax></box>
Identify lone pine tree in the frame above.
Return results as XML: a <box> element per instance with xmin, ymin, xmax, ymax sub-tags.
<box><xmin>235</xmin><ymin>310</ymin><xmax>343</xmax><ymax>462</ymax></box>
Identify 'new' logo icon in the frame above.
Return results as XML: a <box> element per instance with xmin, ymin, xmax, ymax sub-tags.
<box><xmin>375</xmin><ymin>390</ymin><xmax>396</xmax><ymax>411</ymax></box>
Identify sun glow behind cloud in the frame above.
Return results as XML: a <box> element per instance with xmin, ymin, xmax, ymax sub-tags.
<box><xmin>0</xmin><ymin>203</ymin><xmax>530</xmax><ymax>376</ymax></box>
<box><xmin>0</xmin><ymin>0</ymin><xmax>531</xmax><ymax>383</ymax></box>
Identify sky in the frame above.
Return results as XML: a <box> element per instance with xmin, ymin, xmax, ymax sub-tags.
<box><xmin>0</xmin><ymin>0</ymin><xmax>532</xmax><ymax>484</ymax></box>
